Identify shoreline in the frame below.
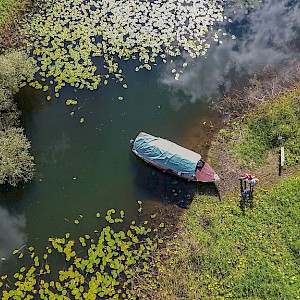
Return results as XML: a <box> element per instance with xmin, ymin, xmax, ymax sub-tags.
<box><xmin>1</xmin><ymin>0</ymin><xmax>300</xmax><ymax>297</ymax></box>
<box><xmin>156</xmin><ymin>62</ymin><xmax>300</xmax><ymax>298</ymax></box>
<box><xmin>0</xmin><ymin>0</ymin><xmax>34</xmax><ymax>50</ymax></box>
<box><xmin>209</xmin><ymin>61</ymin><xmax>300</xmax><ymax>196</ymax></box>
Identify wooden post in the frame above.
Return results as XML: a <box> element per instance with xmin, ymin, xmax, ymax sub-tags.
<box><xmin>281</xmin><ymin>147</ymin><xmax>285</xmax><ymax>167</ymax></box>
<box><xmin>279</xmin><ymin>146</ymin><xmax>284</xmax><ymax>176</ymax></box>
<box><xmin>239</xmin><ymin>178</ymin><xmax>243</xmax><ymax>194</ymax></box>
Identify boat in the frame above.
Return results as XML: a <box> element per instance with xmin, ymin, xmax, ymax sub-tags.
<box><xmin>131</xmin><ymin>132</ymin><xmax>220</xmax><ymax>182</ymax></box>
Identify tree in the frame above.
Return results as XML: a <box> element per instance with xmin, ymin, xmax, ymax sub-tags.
<box><xmin>0</xmin><ymin>127</ymin><xmax>35</xmax><ymax>186</ymax></box>
<box><xmin>0</xmin><ymin>50</ymin><xmax>35</xmax><ymax>94</ymax></box>
<box><xmin>0</xmin><ymin>50</ymin><xmax>36</xmax><ymax>186</ymax></box>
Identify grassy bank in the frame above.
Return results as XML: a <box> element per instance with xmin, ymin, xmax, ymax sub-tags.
<box><xmin>159</xmin><ymin>176</ymin><xmax>300</xmax><ymax>299</ymax></box>
<box><xmin>218</xmin><ymin>86</ymin><xmax>300</xmax><ymax>169</ymax></box>
<box><xmin>158</xmin><ymin>85</ymin><xmax>300</xmax><ymax>299</ymax></box>
<box><xmin>210</xmin><ymin>84</ymin><xmax>300</xmax><ymax>195</ymax></box>
<box><xmin>0</xmin><ymin>0</ymin><xmax>32</xmax><ymax>48</ymax></box>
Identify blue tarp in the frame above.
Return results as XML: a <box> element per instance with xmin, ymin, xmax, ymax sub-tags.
<box><xmin>133</xmin><ymin>133</ymin><xmax>201</xmax><ymax>177</ymax></box>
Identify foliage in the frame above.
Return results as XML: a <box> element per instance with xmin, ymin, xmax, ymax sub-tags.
<box><xmin>22</xmin><ymin>0</ymin><xmax>261</xmax><ymax>102</ymax></box>
<box><xmin>0</xmin><ymin>0</ymin><xmax>33</xmax><ymax>48</ymax></box>
<box><xmin>0</xmin><ymin>50</ymin><xmax>35</xmax><ymax>186</ymax></box>
<box><xmin>159</xmin><ymin>175</ymin><xmax>300</xmax><ymax>299</ymax></box>
<box><xmin>218</xmin><ymin>86</ymin><xmax>300</xmax><ymax>167</ymax></box>
<box><xmin>0</xmin><ymin>88</ymin><xmax>13</xmax><ymax>111</ymax></box>
<box><xmin>0</xmin><ymin>127</ymin><xmax>35</xmax><ymax>186</ymax></box>
<box><xmin>0</xmin><ymin>50</ymin><xmax>36</xmax><ymax>94</ymax></box>
<box><xmin>0</xmin><ymin>208</ymin><xmax>166</xmax><ymax>299</ymax></box>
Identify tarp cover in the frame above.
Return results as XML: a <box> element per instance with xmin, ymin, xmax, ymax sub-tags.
<box><xmin>133</xmin><ymin>133</ymin><xmax>201</xmax><ymax>177</ymax></box>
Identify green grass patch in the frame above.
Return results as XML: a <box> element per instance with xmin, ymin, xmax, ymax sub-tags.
<box><xmin>0</xmin><ymin>0</ymin><xmax>31</xmax><ymax>39</ymax></box>
<box><xmin>161</xmin><ymin>175</ymin><xmax>300</xmax><ymax>299</ymax></box>
<box><xmin>219</xmin><ymin>87</ymin><xmax>300</xmax><ymax>168</ymax></box>
<box><xmin>0</xmin><ymin>0</ymin><xmax>19</xmax><ymax>24</ymax></box>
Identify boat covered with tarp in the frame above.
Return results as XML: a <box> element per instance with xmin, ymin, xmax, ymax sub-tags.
<box><xmin>131</xmin><ymin>132</ymin><xmax>220</xmax><ymax>182</ymax></box>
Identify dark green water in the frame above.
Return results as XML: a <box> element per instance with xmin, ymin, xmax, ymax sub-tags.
<box><xmin>0</xmin><ymin>0</ymin><xmax>299</xmax><ymax>275</ymax></box>
<box><xmin>0</xmin><ymin>62</ymin><xmax>219</xmax><ymax>272</ymax></box>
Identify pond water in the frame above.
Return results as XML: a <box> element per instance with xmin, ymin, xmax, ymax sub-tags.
<box><xmin>0</xmin><ymin>0</ymin><xmax>299</xmax><ymax>274</ymax></box>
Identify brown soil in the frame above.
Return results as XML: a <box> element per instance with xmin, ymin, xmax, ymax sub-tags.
<box><xmin>208</xmin><ymin>60</ymin><xmax>300</xmax><ymax>197</ymax></box>
<box><xmin>210</xmin><ymin>141</ymin><xmax>300</xmax><ymax>198</ymax></box>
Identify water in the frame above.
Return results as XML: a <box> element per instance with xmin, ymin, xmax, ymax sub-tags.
<box><xmin>0</xmin><ymin>0</ymin><xmax>300</xmax><ymax>274</ymax></box>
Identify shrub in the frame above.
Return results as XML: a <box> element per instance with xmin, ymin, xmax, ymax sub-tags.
<box><xmin>0</xmin><ymin>87</ymin><xmax>13</xmax><ymax>111</ymax></box>
<box><xmin>0</xmin><ymin>127</ymin><xmax>34</xmax><ymax>186</ymax></box>
<box><xmin>0</xmin><ymin>50</ymin><xmax>35</xmax><ymax>94</ymax></box>
<box><xmin>0</xmin><ymin>50</ymin><xmax>35</xmax><ymax>186</ymax></box>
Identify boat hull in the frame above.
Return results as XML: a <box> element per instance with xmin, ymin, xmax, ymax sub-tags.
<box><xmin>132</xmin><ymin>132</ymin><xmax>220</xmax><ymax>182</ymax></box>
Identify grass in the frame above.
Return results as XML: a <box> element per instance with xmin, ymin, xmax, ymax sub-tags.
<box><xmin>218</xmin><ymin>86</ymin><xmax>300</xmax><ymax>169</ymax></box>
<box><xmin>0</xmin><ymin>0</ymin><xmax>32</xmax><ymax>48</ymax></box>
<box><xmin>0</xmin><ymin>0</ymin><xmax>23</xmax><ymax>26</ymax></box>
<box><xmin>159</xmin><ymin>175</ymin><xmax>300</xmax><ymax>299</ymax></box>
<box><xmin>158</xmin><ymin>85</ymin><xmax>300</xmax><ymax>299</ymax></box>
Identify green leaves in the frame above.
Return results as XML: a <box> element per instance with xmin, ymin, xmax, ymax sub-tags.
<box><xmin>66</xmin><ymin>99</ymin><xmax>78</xmax><ymax>105</ymax></box>
<box><xmin>1</xmin><ymin>207</ymin><xmax>166</xmax><ymax>299</ymax></box>
<box><xmin>23</xmin><ymin>0</ymin><xmax>249</xmax><ymax>104</ymax></box>
<box><xmin>0</xmin><ymin>127</ymin><xmax>35</xmax><ymax>186</ymax></box>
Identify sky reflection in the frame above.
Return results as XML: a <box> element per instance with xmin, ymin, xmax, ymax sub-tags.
<box><xmin>0</xmin><ymin>206</ymin><xmax>26</xmax><ymax>260</ymax></box>
<box><xmin>160</xmin><ymin>0</ymin><xmax>300</xmax><ymax>109</ymax></box>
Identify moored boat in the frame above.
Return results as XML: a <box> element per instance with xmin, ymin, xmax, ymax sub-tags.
<box><xmin>131</xmin><ymin>132</ymin><xmax>220</xmax><ymax>182</ymax></box>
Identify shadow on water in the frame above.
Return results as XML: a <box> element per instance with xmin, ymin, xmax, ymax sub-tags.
<box><xmin>0</xmin><ymin>184</ymin><xmax>27</xmax><ymax>207</ymax></box>
<box><xmin>131</xmin><ymin>155</ymin><xmax>219</xmax><ymax>209</ymax></box>
<box><xmin>14</xmin><ymin>86</ymin><xmax>45</xmax><ymax>129</ymax></box>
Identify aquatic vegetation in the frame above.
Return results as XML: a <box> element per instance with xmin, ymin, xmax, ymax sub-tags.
<box><xmin>0</xmin><ymin>208</ymin><xmax>166</xmax><ymax>299</ymax></box>
<box><xmin>24</xmin><ymin>0</ymin><xmax>249</xmax><ymax>101</ymax></box>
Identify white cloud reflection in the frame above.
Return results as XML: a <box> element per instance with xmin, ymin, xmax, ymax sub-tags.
<box><xmin>160</xmin><ymin>0</ymin><xmax>300</xmax><ymax>110</ymax></box>
<box><xmin>0</xmin><ymin>206</ymin><xmax>26</xmax><ymax>260</ymax></box>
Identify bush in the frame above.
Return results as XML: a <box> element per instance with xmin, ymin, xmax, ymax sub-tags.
<box><xmin>0</xmin><ymin>50</ymin><xmax>35</xmax><ymax>186</ymax></box>
<box><xmin>0</xmin><ymin>0</ymin><xmax>33</xmax><ymax>48</ymax></box>
<box><xmin>0</xmin><ymin>127</ymin><xmax>34</xmax><ymax>186</ymax></box>
<box><xmin>0</xmin><ymin>87</ymin><xmax>13</xmax><ymax>111</ymax></box>
<box><xmin>0</xmin><ymin>50</ymin><xmax>35</xmax><ymax>94</ymax></box>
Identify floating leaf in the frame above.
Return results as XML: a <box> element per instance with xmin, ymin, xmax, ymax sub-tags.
<box><xmin>66</xmin><ymin>99</ymin><xmax>78</xmax><ymax>105</ymax></box>
<box><xmin>24</xmin><ymin>0</ymin><xmax>236</xmax><ymax>107</ymax></box>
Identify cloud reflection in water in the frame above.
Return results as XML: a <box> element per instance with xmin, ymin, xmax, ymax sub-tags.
<box><xmin>160</xmin><ymin>0</ymin><xmax>300</xmax><ymax>110</ymax></box>
<box><xmin>0</xmin><ymin>206</ymin><xmax>26</xmax><ymax>260</ymax></box>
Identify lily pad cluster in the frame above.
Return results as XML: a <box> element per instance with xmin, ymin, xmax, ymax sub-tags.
<box><xmin>24</xmin><ymin>0</ymin><xmax>231</xmax><ymax>100</ymax></box>
<box><xmin>0</xmin><ymin>208</ymin><xmax>165</xmax><ymax>299</ymax></box>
